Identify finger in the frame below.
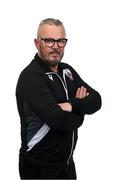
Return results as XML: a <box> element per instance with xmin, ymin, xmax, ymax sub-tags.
<box><xmin>82</xmin><ymin>87</ymin><xmax>87</xmax><ymax>98</ymax></box>
<box><xmin>78</xmin><ymin>88</ymin><xmax>82</xmax><ymax>98</ymax></box>
<box><xmin>79</xmin><ymin>86</ymin><xmax>88</xmax><ymax>98</ymax></box>
<box><xmin>86</xmin><ymin>92</ymin><xmax>89</xmax><ymax>96</ymax></box>
<box><xmin>79</xmin><ymin>86</ymin><xmax>85</xmax><ymax>98</ymax></box>
<box><xmin>76</xmin><ymin>88</ymin><xmax>80</xmax><ymax>98</ymax></box>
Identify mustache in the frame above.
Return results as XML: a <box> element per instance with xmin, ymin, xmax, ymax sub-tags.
<box><xmin>49</xmin><ymin>51</ymin><xmax>60</xmax><ymax>54</ymax></box>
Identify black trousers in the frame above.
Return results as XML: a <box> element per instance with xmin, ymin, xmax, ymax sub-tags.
<box><xmin>19</xmin><ymin>156</ymin><xmax>77</xmax><ymax>179</ymax></box>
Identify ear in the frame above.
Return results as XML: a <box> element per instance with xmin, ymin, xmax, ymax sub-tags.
<box><xmin>34</xmin><ymin>38</ymin><xmax>40</xmax><ymax>50</ymax></box>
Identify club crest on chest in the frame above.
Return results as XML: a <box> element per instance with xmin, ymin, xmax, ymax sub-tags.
<box><xmin>64</xmin><ymin>69</ymin><xmax>74</xmax><ymax>81</ymax></box>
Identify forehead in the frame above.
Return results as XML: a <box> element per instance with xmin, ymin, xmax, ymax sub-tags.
<box><xmin>39</xmin><ymin>24</ymin><xmax>65</xmax><ymax>38</ymax></box>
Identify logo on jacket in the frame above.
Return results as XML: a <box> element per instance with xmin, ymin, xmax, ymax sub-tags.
<box><xmin>48</xmin><ymin>74</ymin><xmax>54</xmax><ymax>81</ymax></box>
<box><xmin>64</xmin><ymin>69</ymin><xmax>74</xmax><ymax>81</ymax></box>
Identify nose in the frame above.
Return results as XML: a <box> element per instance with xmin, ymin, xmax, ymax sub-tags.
<box><xmin>52</xmin><ymin>41</ymin><xmax>59</xmax><ymax>49</ymax></box>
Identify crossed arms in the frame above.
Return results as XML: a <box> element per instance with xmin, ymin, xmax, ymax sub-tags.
<box><xmin>58</xmin><ymin>86</ymin><xmax>89</xmax><ymax>112</ymax></box>
<box><xmin>16</xmin><ymin>68</ymin><xmax>101</xmax><ymax>131</ymax></box>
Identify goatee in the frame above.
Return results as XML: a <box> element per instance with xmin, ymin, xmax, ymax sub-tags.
<box><xmin>44</xmin><ymin>59</ymin><xmax>60</xmax><ymax>67</ymax></box>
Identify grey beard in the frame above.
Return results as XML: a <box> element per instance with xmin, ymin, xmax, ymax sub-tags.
<box><xmin>43</xmin><ymin>59</ymin><xmax>61</xmax><ymax>67</ymax></box>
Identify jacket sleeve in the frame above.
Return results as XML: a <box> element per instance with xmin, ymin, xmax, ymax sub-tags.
<box><xmin>16</xmin><ymin>71</ymin><xmax>84</xmax><ymax>132</ymax></box>
<box><xmin>68</xmin><ymin>66</ymin><xmax>102</xmax><ymax>115</ymax></box>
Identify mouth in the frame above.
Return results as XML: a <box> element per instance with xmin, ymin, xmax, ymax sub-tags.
<box><xmin>50</xmin><ymin>52</ymin><xmax>60</xmax><ymax>58</ymax></box>
<box><xmin>50</xmin><ymin>51</ymin><xmax>60</xmax><ymax>55</ymax></box>
<box><xmin>51</xmin><ymin>53</ymin><xmax>59</xmax><ymax>56</ymax></box>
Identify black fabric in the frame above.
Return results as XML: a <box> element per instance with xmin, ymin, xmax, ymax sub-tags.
<box><xmin>19</xmin><ymin>155</ymin><xmax>77</xmax><ymax>179</ymax></box>
<box><xmin>16</xmin><ymin>53</ymin><xmax>101</xmax><ymax>179</ymax></box>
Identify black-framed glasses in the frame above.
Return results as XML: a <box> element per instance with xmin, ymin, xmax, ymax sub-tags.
<box><xmin>39</xmin><ymin>38</ymin><xmax>68</xmax><ymax>48</ymax></box>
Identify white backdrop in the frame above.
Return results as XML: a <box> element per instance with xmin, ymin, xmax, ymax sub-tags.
<box><xmin>0</xmin><ymin>0</ymin><xmax>120</xmax><ymax>179</ymax></box>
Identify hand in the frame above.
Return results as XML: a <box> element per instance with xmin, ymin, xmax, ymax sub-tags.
<box><xmin>58</xmin><ymin>102</ymin><xmax>72</xmax><ymax>112</ymax></box>
<box><xmin>76</xmin><ymin>86</ymin><xmax>89</xmax><ymax>99</ymax></box>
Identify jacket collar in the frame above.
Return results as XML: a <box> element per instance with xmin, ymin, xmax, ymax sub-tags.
<box><xmin>34</xmin><ymin>53</ymin><xmax>63</xmax><ymax>73</ymax></box>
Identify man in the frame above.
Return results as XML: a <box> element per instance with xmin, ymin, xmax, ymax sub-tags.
<box><xmin>16</xmin><ymin>18</ymin><xmax>102</xmax><ymax>179</ymax></box>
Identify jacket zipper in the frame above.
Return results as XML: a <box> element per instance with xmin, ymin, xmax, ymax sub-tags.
<box><xmin>63</xmin><ymin>70</ymin><xmax>75</xmax><ymax>165</ymax></box>
<box><xmin>46</xmin><ymin>72</ymin><xmax>69</xmax><ymax>99</ymax></box>
<box><xmin>46</xmin><ymin>71</ymin><xmax>74</xmax><ymax>165</ymax></box>
<box><xmin>67</xmin><ymin>131</ymin><xmax>74</xmax><ymax>165</ymax></box>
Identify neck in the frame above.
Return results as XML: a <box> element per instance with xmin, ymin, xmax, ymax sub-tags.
<box><xmin>50</xmin><ymin>65</ymin><xmax>58</xmax><ymax>73</ymax></box>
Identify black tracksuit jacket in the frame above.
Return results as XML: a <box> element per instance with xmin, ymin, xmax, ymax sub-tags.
<box><xmin>16</xmin><ymin>53</ymin><xmax>102</xmax><ymax>167</ymax></box>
